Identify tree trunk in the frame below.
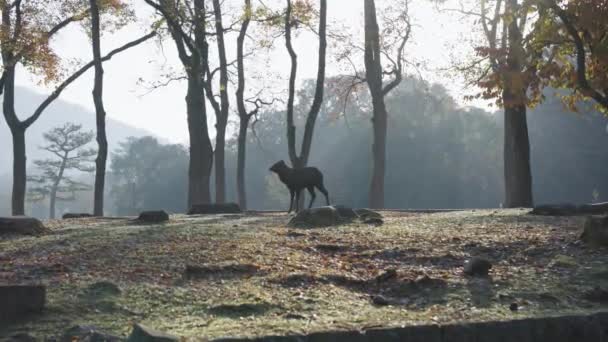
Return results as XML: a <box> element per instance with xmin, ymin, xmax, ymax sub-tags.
<box><xmin>11</xmin><ymin>127</ymin><xmax>26</xmax><ymax>216</ymax></box>
<box><xmin>236</xmin><ymin>0</ymin><xmax>252</xmax><ymax>211</ymax></box>
<box><xmin>90</xmin><ymin>0</ymin><xmax>107</xmax><ymax>217</ymax></box>
<box><xmin>369</xmin><ymin>97</ymin><xmax>388</xmax><ymax>209</ymax></box>
<box><xmin>211</xmin><ymin>0</ymin><xmax>229</xmax><ymax>204</ymax></box>
<box><xmin>502</xmin><ymin>99</ymin><xmax>533</xmax><ymax>207</ymax></box>
<box><xmin>502</xmin><ymin>0</ymin><xmax>533</xmax><ymax>208</ymax></box>
<box><xmin>364</xmin><ymin>0</ymin><xmax>388</xmax><ymax>209</ymax></box>
<box><xmin>2</xmin><ymin>65</ymin><xmax>26</xmax><ymax>216</ymax></box>
<box><xmin>236</xmin><ymin>116</ymin><xmax>250</xmax><ymax>210</ymax></box>
<box><xmin>186</xmin><ymin>70</ymin><xmax>213</xmax><ymax>208</ymax></box>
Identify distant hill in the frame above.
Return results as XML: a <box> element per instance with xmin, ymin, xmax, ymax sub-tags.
<box><xmin>0</xmin><ymin>87</ymin><xmax>159</xmax><ymax>174</ymax></box>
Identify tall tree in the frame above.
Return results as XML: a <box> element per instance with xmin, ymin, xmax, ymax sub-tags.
<box><xmin>0</xmin><ymin>1</ymin><xmax>154</xmax><ymax>215</ymax></box>
<box><xmin>144</xmin><ymin>0</ymin><xmax>214</xmax><ymax>207</ymax></box>
<box><xmin>90</xmin><ymin>0</ymin><xmax>107</xmax><ymax>216</ymax></box>
<box><xmin>284</xmin><ymin>0</ymin><xmax>327</xmax><ymax>171</ymax></box>
<box><xmin>450</xmin><ymin>0</ymin><xmax>535</xmax><ymax>207</ymax></box>
<box><xmin>205</xmin><ymin>0</ymin><xmax>230</xmax><ymax>204</ymax></box>
<box><xmin>363</xmin><ymin>0</ymin><xmax>410</xmax><ymax>209</ymax></box>
<box><xmin>27</xmin><ymin>123</ymin><xmax>95</xmax><ymax>219</ymax></box>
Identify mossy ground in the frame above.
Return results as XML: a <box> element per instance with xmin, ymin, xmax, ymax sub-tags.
<box><xmin>1</xmin><ymin>210</ymin><xmax>607</xmax><ymax>339</ymax></box>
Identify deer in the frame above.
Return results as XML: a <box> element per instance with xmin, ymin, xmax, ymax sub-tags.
<box><xmin>269</xmin><ymin>160</ymin><xmax>330</xmax><ymax>213</ymax></box>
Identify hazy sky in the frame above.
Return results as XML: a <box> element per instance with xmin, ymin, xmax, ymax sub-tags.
<box><xmin>13</xmin><ymin>0</ymin><xmax>477</xmax><ymax>145</ymax></box>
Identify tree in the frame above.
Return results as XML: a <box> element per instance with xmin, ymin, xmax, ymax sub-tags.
<box><xmin>363</xmin><ymin>0</ymin><xmax>411</xmax><ymax>208</ymax></box>
<box><xmin>90</xmin><ymin>0</ymin><xmax>108</xmax><ymax>217</ymax></box>
<box><xmin>28</xmin><ymin>123</ymin><xmax>95</xmax><ymax>219</ymax></box>
<box><xmin>0</xmin><ymin>1</ymin><xmax>155</xmax><ymax>215</ymax></box>
<box><xmin>447</xmin><ymin>0</ymin><xmax>535</xmax><ymax>207</ymax></box>
<box><xmin>144</xmin><ymin>0</ymin><xmax>214</xmax><ymax>208</ymax></box>
<box><xmin>284</xmin><ymin>0</ymin><xmax>327</xmax><ymax>185</ymax></box>
<box><xmin>533</xmin><ymin>0</ymin><xmax>608</xmax><ymax>112</ymax></box>
<box><xmin>204</xmin><ymin>0</ymin><xmax>231</xmax><ymax>204</ymax></box>
<box><xmin>110</xmin><ymin>136</ymin><xmax>188</xmax><ymax>215</ymax></box>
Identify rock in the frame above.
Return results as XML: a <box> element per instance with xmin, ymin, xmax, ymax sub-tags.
<box><xmin>530</xmin><ymin>204</ymin><xmax>579</xmax><ymax>216</ymax></box>
<box><xmin>580</xmin><ymin>216</ymin><xmax>608</xmax><ymax>247</ymax></box>
<box><xmin>509</xmin><ymin>302</ymin><xmax>519</xmax><ymax>311</ymax></box>
<box><xmin>371</xmin><ymin>294</ymin><xmax>391</xmax><ymax>306</ymax></box>
<box><xmin>548</xmin><ymin>254</ymin><xmax>578</xmax><ymax>268</ymax></box>
<box><xmin>62</xmin><ymin>213</ymin><xmax>93</xmax><ymax>219</ymax></box>
<box><xmin>0</xmin><ymin>285</ymin><xmax>46</xmax><ymax>323</ymax></box>
<box><xmin>363</xmin><ymin>217</ymin><xmax>384</xmax><ymax>226</ymax></box>
<box><xmin>584</xmin><ymin>287</ymin><xmax>608</xmax><ymax>303</ymax></box>
<box><xmin>354</xmin><ymin>208</ymin><xmax>383</xmax><ymax>220</ymax></box>
<box><xmin>0</xmin><ymin>217</ymin><xmax>47</xmax><ymax>236</ymax></box>
<box><xmin>127</xmin><ymin>323</ymin><xmax>179</xmax><ymax>342</ymax></box>
<box><xmin>333</xmin><ymin>205</ymin><xmax>358</xmax><ymax>219</ymax></box>
<box><xmin>288</xmin><ymin>206</ymin><xmax>346</xmax><ymax>228</ymax></box>
<box><xmin>579</xmin><ymin>202</ymin><xmax>608</xmax><ymax>215</ymax></box>
<box><xmin>61</xmin><ymin>325</ymin><xmax>121</xmax><ymax>342</ymax></box>
<box><xmin>187</xmin><ymin>203</ymin><xmax>242</xmax><ymax>215</ymax></box>
<box><xmin>463</xmin><ymin>257</ymin><xmax>492</xmax><ymax>276</ymax></box>
<box><xmin>137</xmin><ymin>210</ymin><xmax>169</xmax><ymax>223</ymax></box>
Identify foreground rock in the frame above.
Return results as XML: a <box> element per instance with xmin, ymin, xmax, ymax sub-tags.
<box><xmin>288</xmin><ymin>206</ymin><xmax>346</xmax><ymax>228</ymax></box>
<box><xmin>61</xmin><ymin>325</ymin><xmax>121</xmax><ymax>342</ymax></box>
<box><xmin>127</xmin><ymin>323</ymin><xmax>179</xmax><ymax>342</ymax></box>
<box><xmin>137</xmin><ymin>210</ymin><xmax>170</xmax><ymax>223</ymax></box>
<box><xmin>288</xmin><ymin>206</ymin><xmax>383</xmax><ymax>228</ymax></box>
<box><xmin>62</xmin><ymin>213</ymin><xmax>93</xmax><ymax>219</ymax></box>
<box><xmin>0</xmin><ymin>285</ymin><xmax>46</xmax><ymax>323</ymax></box>
<box><xmin>188</xmin><ymin>203</ymin><xmax>242</xmax><ymax>215</ymax></box>
<box><xmin>464</xmin><ymin>257</ymin><xmax>492</xmax><ymax>276</ymax></box>
<box><xmin>580</xmin><ymin>216</ymin><xmax>608</xmax><ymax>247</ymax></box>
<box><xmin>0</xmin><ymin>217</ymin><xmax>47</xmax><ymax>236</ymax></box>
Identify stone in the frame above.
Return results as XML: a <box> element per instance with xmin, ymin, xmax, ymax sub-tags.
<box><xmin>580</xmin><ymin>216</ymin><xmax>608</xmax><ymax>247</ymax></box>
<box><xmin>463</xmin><ymin>257</ymin><xmax>492</xmax><ymax>276</ymax></box>
<box><xmin>62</xmin><ymin>213</ymin><xmax>93</xmax><ymax>219</ymax></box>
<box><xmin>0</xmin><ymin>217</ymin><xmax>47</xmax><ymax>236</ymax></box>
<box><xmin>354</xmin><ymin>208</ymin><xmax>383</xmax><ymax>220</ymax></box>
<box><xmin>510</xmin><ymin>302</ymin><xmax>519</xmax><ymax>311</ymax></box>
<box><xmin>127</xmin><ymin>323</ymin><xmax>179</xmax><ymax>342</ymax></box>
<box><xmin>137</xmin><ymin>210</ymin><xmax>170</xmax><ymax>223</ymax></box>
<box><xmin>288</xmin><ymin>206</ymin><xmax>344</xmax><ymax>228</ymax></box>
<box><xmin>187</xmin><ymin>203</ymin><xmax>242</xmax><ymax>215</ymax></box>
<box><xmin>0</xmin><ymin>285</ymin><xmax>46</xmax><ymax>323</ymax></box>
<box><xmin>333</xmin><ymin>205</ymin><xmax>358</xmax><ymax>219</ymax></box>
<box><xmin>363</xmin><ymin>217</ymin><xmax>384</xmax><ymax>226</ymax></box>
<box><xmin>61</xmin><ymin>325</ymin><xmax>121</xmax><ymax>342</ymax></box>
<box><xmin>530</xmin><ymin>204</ymin><xmax>579</xmax><ymax>216</ymax></box>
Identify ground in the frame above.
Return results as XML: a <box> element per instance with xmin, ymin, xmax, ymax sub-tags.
<box><xmin>1</xmin><ymin>210</ymin><xmax>607</xmax><ymax>339</ymax></box>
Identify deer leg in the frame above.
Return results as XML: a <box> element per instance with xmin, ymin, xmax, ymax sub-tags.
<box><xmin>307</xmin><ymin>186</ymin><xmax>316</xmax><ymax>209</ymax></box>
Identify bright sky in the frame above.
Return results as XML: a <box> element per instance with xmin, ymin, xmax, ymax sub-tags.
<box><xmin>14</xmin><ymin>0</ymin><xmax>478</xmax><ymax>144</ymax></box>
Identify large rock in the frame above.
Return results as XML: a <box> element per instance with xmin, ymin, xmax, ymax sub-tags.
<box><xmin>187</xmin><ymin>203</ymin><xmax>242</xmax><ymax>215</ymax></box>
<box><xmin>127</xmin><ymin>323</ymin><xmax>179</xmax><ymax>342</ymax></box>
<box><xmin>0</xmin><ymin>285</ymin><xmax>46</xmax><ymax>323</ymax></box>
<box><xmin>288</xmin><ymin>206</ymin><xmax>347</xmax><ymax>228</ymax></box>
<box><xmin>62</xmin><ymin>213</ymin><xmax>93</xmax><ymax>219</ymax></box>
<box><xmin>580</xmin><ymin>216</ymin><xmax>608</xmax><ymax>247</ymax></box>
<box><xmin>61</xmin><ymin>325</ymin><xmax>121</xmax><ymax>342</ymax></box>
<box><xmin>137</xmin><ymin>210</ymin><xmax>170</xmax><ymax>223</ymax></box>
<box><xmin>0</xmin><ymin>217</ymin><xmax>47</xmax><ymax>236</ymax></box>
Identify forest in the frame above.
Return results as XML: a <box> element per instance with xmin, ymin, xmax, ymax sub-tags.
<box><xmin>1</xmin><ymin>0</ymin><xmax>608</xmax><ymax>340</ymax></box>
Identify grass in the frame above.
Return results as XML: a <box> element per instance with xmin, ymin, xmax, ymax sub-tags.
<box><xmin>0</xmin><ymin>209</ymin><xmax>607</xmax><ymax>339</ymax></box>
